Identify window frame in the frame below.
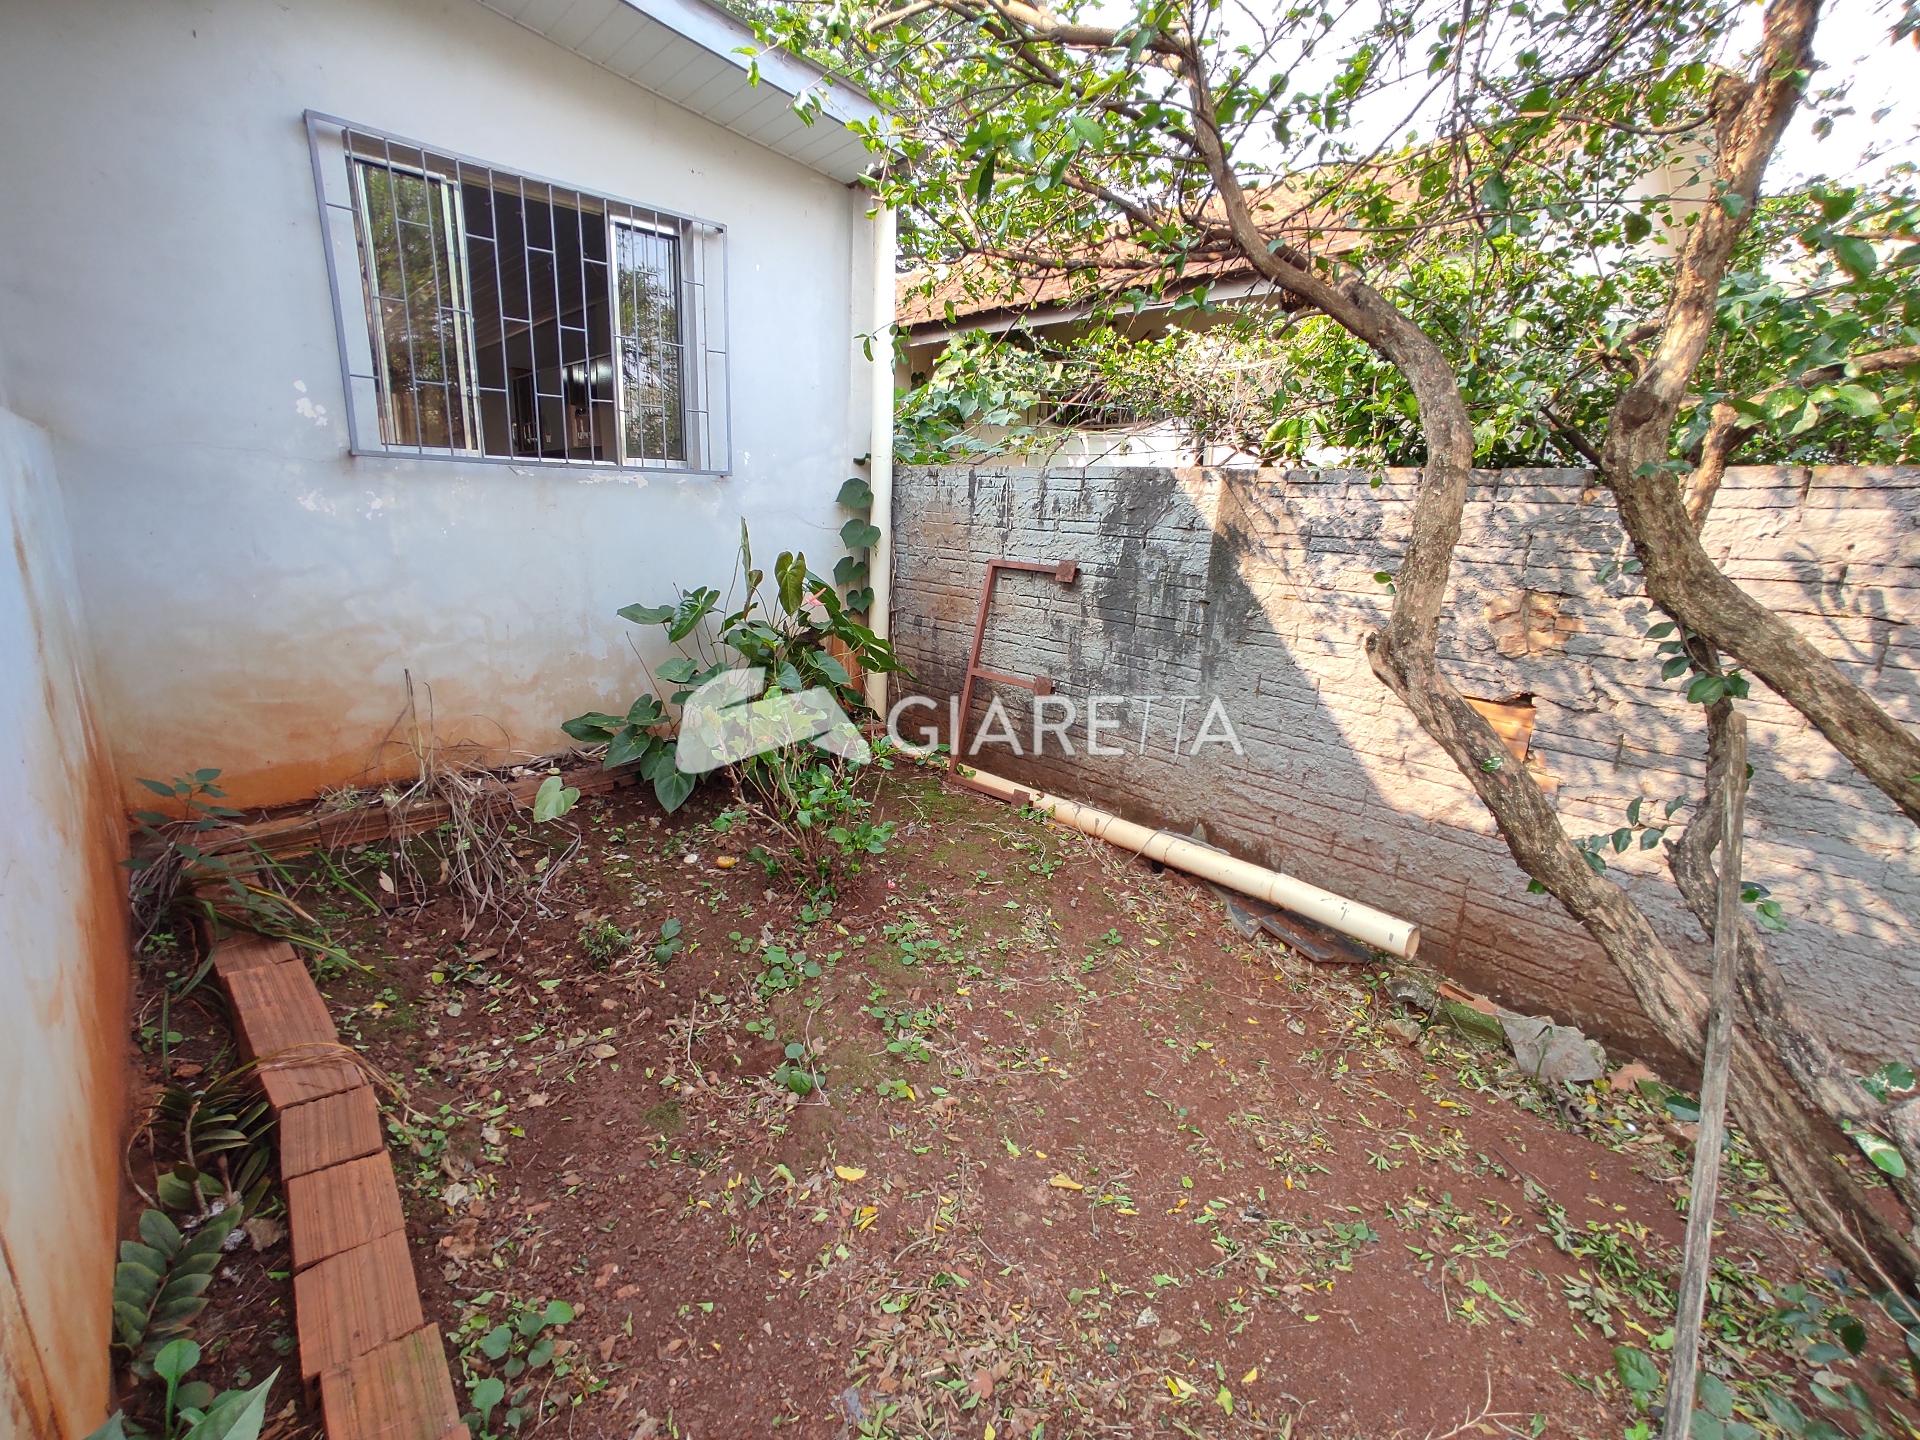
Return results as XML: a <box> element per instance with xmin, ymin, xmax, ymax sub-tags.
<box><xmin>348</xmin><ymin>155</ymin><xmax>485</xmax><ymax>457</ymax></box>
<box><xmin>609</xmin><ymin>212</ymin><xmax>701</xmax><ymax>468</ymax></box>
<box><xmin>304</xmin><ymin>110</ymin><xmax>731</xmax><ymax>476</ymax></box>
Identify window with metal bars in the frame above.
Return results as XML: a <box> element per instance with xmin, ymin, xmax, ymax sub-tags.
<box><xmin>306</xmin><ymin>113</ymin><xmax>729</xmax><ymax>473</ymax></box>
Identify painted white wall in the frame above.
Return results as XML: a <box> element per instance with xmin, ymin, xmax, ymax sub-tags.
<box><xmin>0</xmin><ymin>402</ymin><xmax>128</xmax><ymax>1439</ymax></box>
<box><xmin>0</xmin><ymin>0</ymin><xmax>885</xmax><ymax>806</ymax></box>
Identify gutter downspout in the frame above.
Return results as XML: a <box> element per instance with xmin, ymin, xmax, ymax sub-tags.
<box><xmin>863</xmin><ymin>201</ymin><xmax>896</xmax><ymax>716</ymax></box>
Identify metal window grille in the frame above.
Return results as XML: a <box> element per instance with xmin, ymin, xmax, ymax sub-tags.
<box><xmin>305</xmin><ymin>111</ymin><xmax>730</xmax><ymax>474</ymax></box>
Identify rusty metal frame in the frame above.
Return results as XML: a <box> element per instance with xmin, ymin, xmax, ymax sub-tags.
<box><xmin>951</xmin><ymin>558</ymin><xmax>1079</xmax><ymax>769</ymax></box>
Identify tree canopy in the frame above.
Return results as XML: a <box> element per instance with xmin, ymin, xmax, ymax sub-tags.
<box><xmin>753</xmin><ymin>0</ymin><xmax>1920</xmax><ymax>1309</ymax></box>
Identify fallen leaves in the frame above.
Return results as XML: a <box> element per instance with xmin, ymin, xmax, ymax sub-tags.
<box><xmin>437</xmin><ymin>1216</ymin><xmax>479</xmax><ymax>1267</ymax></box>
<box><xmin>834</xmin><ymin>1165</ymin><xmax>868</xmax><ymax>1182</ymax></box>
<box><xmin>1047</xmin><ymin>1173</ymin><xmax>1084</xmax><ymax>1192</ymax></box>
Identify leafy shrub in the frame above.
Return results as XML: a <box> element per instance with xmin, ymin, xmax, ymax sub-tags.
<box><xmin>112</xmin><ymin>1208</ymin><xmax>240</xmax><ymax>1376</ymax></box>
<box><xmin>152</xmin><ymin>1068</ymin><xmax>275</xmax><ymax>1220</ymax></box>
<box><xmin>128</xmin><ymin>770</ymin><xmax>354</xmax><ymax>973</ymax></box>
<box><xmin>85</xmin><ymin>1338</ymin><xmax>277</xmax><ymax>1440</ymax></box>
<box><xmin>454</xmin><ymin>1295</ymin><xmax>580</xmax><ymax>1438</ymax></box>
<box><xmin>562</xmin><ymin>523</ymin><xmax>903</xmax><ymax>887</ymax></box>
<box><xmin>650</xmin><ymin>918</ymin><xmax>684</xmax><ymax>966</ymax></box>
<box><xmin>578</xmin><ymin>918</ymin><xmax>633</xmax><ymax>969</ymax></box>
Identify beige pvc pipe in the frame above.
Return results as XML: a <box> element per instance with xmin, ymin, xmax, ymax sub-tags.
<box><xmin>959</xmin><ymin>765</ymin><xmax>1421</xmax><ymax>959</ymax></box>
<box><xmin>862</xmin><ymin>202</ymin><xmax>897</xmax><ymax>717</ymax></box>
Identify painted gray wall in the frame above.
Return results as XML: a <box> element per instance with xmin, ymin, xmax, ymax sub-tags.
<box><xmin>0</xmin><ymin>0</ymin><xmax>881</xmax><ymax>806</ymax></box>
<box><xmin>890</xmin><ymin>464</ymin><xmax>1919</xmax><ymax>1065</ymax></box>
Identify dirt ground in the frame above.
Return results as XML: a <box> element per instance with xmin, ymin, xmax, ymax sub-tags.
<box><xmin>274</xmin><ymin>764</ymin><xmax>1918</xmax><ymax>1440</ymax></box>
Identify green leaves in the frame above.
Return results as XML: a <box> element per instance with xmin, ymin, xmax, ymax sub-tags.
<box><xmin>1740</xmin><ymin>882</ymin><xmax>1787</xmax><ymax>932</ymax></box>
<box><xmin>1860</xmin><ymin>1059</ymin><xmax>1916</xmax><ymax>1101</ymax></box>
<box><xmin>563</xmin><ymin>521</ymin><xmax>902</xmax><ymax>826</ymax></box>
<box><xmin>638</xmin><ymin>740</ymin><xmax>695</xmax><ymax>813</ymax></box>
<box><xmin>604</xmin><ymin>726</ymin><xmax>657</xmax><ymax>770</ymax></box>
<box><xmin>531</xmin><ymin>775</ymin><xmax>579</xmax><ymax>823</ymax></box>
<box><xmin>1684</xmin><ymin>670</ymin><xmax>1749</xmax><ymax>706</ymax></box>
<box><xmin>458</xmin><ymin>1293</ymin><xmax>579</xmax><ymax>1435</ymax></box>
<box><xmin>653</xmin><ymin>763</ymin><xmax>697</xmax><ymax>815</ymax></box>
<box><xmin>841</xmin><ymin>517</ymin><xmax>882</xmax><ymax>551</ymax></box>
<box><xmin>616</xmin><ymin>603</ymin><xmax>674</xmax><ymax>626</ymax></box>
<box><xmin>560</xmin><ymin>712</ymin><xmax>623</xmax><ymax>744</ymax></box>
<box><xmin>775</xmin><ymin>550</ymin><xmax>808</xmax><ymax>614</ymax></box>
<box><xmin>836</xmin><ymin>476</ymin><xmax>874</xmax><ymax>509</ymax></box>
<box><xmin>86</xmin><ymin>1365</ymin><xmax>279</xmax><ymax>1440</ymax></box>
<box><xmin>1612</xmin><ymin>1345</ymin><xmax>1662</xmax><ymax>1409</ymax></box>
<box><xmin>154</xmin><ymin>1337</ymin><xmax>200</xmax><ymax>1383</ymax></box>
<box><xmin>114</xmin><ymin>1207</ymin><xmax>240</xmax><ymax>1367</ymax></box>
<box><xmin>814</xmin><ymin>651</ymin><xmax>852</xmax><ymax>688</ymax></box>
<box><xmin>182</xmin><ymin>1372</ymin><xmax>278</xmax><ymax>1440</ymax></box>
<box><xmin>470</xmin><ymin>1376</ymin><xmax>506</xmax><ymax>1421</ymax></box>
<box><xmin>1846</xmin><ymin>1124</ymin><xmax>1907</xmax><ymax>1179</ymax></box>
<box><xmin>1827</xmin><ymin>234</ymin><xmax>1877</xmax><ymax>282</ymax></box>
<box><xmin>668</xmin><ymin>588</ymin><xmax>720</xmax><ymax>643</ymax></box>
<box><xmin>1824</xmin><ymin>382</ymin><xmax>1883</xmax><ymax>419</ymax></box>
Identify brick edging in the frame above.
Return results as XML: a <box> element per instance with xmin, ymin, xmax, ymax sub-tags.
<box><xmin>212</xmin><ymin>935</ymin><xmax>466</xmax><ymax>1440</ymax></box>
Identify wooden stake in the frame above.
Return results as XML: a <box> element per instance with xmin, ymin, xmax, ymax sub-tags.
<box><xmin>1662</xmin><ymin>709</ymin><xmax>1749</xmax><ymax>1438</ymax></box>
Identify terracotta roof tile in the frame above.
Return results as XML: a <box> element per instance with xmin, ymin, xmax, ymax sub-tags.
<box><xmin>896</xmin><ymin>182</ymin><xmax>1364</xmax><ymax>330</ymax></box>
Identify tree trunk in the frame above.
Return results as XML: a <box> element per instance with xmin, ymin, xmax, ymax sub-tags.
<box><xmin>1352</xmin><ymin>0</ymin><xmax>1920</xmax><ymax>1297</ymax></box>
<box><xmin>1669</xmin><ymin>700</ymin><xmax>1920</xmax><ymax>1231</ymax></box>
<box><xmin>1105</xmin><ymin>0</ymin><xmax>1920</xmax><ymax>1299</ymax></box>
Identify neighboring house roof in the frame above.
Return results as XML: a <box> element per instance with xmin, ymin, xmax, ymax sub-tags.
<box><xmin>476</xmin><ymin>0</ymin><xmax>883</xmax><ymax>183</ymax></box>
<box><xmin>897</xmin><ymin>124</ymin><xmax>1710</xmax><ymax>338</ymax></box>
<box><xmin>898</xmin><ymin>183</ymin><xmax>1369</xmax><ymax>337</ymax></box>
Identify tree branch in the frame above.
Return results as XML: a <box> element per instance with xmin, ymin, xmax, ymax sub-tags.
<box><xmin>1685</xmin><ymin>343</ymin><xmax>1920</xmax><ymax>526</ymax></box>
<box><xmin>1595</xmin><ymin>0</ymin><xmax>1920</xmax><ymax>827</ymax></box>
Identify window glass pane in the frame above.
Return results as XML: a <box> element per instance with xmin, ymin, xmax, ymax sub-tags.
<box><xmin>324</xmin><ymin>123</ymin><xmax>718</xmax><ymax>472</ymax></box>
<box><xmin>614</xmin><ymin>222</ymin><xmax>685</xmax><ymax>463</ymax></box>
<box><xmin>456</xmin><ymin>183</ymin><xmax>612</xmax><ymax>461</ymax></box>
<box><xmin>355</xmin><ymin>161</ymin><xmax>474</xmax><ymax>450</ymax></box>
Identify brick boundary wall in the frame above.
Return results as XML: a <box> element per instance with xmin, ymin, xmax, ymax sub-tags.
<box><xmin>887</xmin><ymin>464</ymin><xmax>1919</xmax><ymax>1066</ymax></box>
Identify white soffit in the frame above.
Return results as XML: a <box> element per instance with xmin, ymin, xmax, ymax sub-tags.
<box><xmin>476</xmin><ymin>0</ymin><xmax>882</xmax><ymax>183</ymax></box>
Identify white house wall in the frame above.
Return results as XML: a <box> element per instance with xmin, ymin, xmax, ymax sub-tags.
<box><xmin>0</xmin><ymin>0</ymin><xmax>883</xmax><ymax>806</ymax></box>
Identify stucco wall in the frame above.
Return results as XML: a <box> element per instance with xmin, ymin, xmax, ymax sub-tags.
<box><xmin>0</xmin><ymin>404</ymin><xmax>129</xmax><ymax>1439</ymax></box>
<box><xmin>0</xmin><ymin>0</ymin><xmax>881</xmax><ymax>807</ymax></box>
<box><xmin>889</xmin><ymin>464</ymin><xmax>1919</xmax><ymax>1065</ymax></box>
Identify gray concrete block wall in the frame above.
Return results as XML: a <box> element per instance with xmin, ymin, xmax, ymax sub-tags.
<box><xmin>888</xmin><ymin>464</ymin><xmax>1919</xmax><ymax>1066</ymax></box>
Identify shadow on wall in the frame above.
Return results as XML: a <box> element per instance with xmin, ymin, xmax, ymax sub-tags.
<box><xmin>888</xmin><ymin>463</ymin><xmax>1920</xmax><ymax>1068</ymax></box>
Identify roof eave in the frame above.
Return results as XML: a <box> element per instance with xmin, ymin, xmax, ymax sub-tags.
<box><xmin>476</xmin><ymin>0</ymin><xmax>884</xmax><ymax>183</ymax></box>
